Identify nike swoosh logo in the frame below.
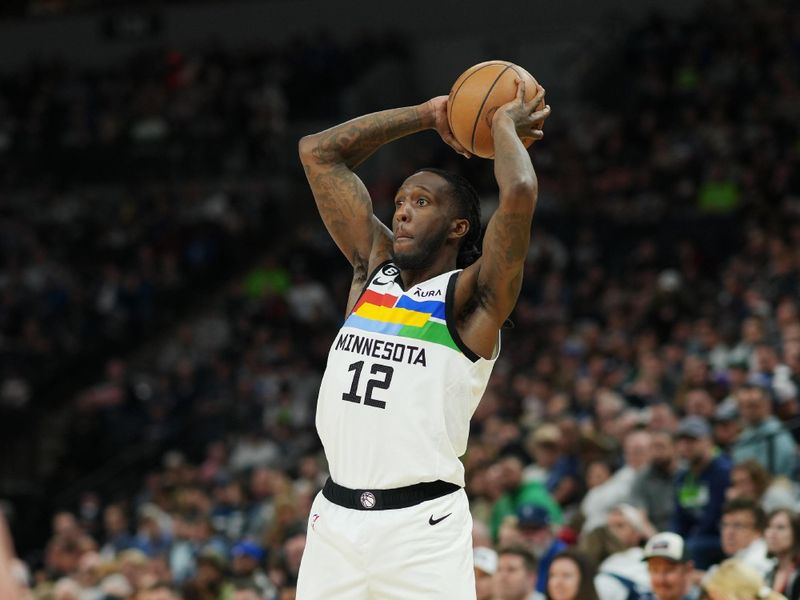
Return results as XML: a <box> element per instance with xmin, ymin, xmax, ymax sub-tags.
<box><xmin>429</xmin><ymin>513</ymin><xmax>452</xmax><ymax>526</ymax></box>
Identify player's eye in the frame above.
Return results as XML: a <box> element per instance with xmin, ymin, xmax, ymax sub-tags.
<box><xmin>417</xmin><ymin>197</ymin><xmax>428</xmax><ymax>206</ymax></box>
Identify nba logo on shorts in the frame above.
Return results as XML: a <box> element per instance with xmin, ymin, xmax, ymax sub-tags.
<box><xmin>360</xmin><ymin>491</ymin><xmax>376</xmax><ymax>509</ymax></box>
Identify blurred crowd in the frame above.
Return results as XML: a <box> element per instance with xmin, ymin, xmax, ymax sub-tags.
<box><xmin>0</xmin><ymin>33</ymin><xmax>405</xmax><ymax>411</ymax></box>
<box><xmin>0</xmin><ymin>180</ymin><xmax>268</xmax><ymax>410</ymax></box>
<box><xmin>1</xmin><ymin>0</ymin><xmax>800</xmax><ymax>599</ymax></box>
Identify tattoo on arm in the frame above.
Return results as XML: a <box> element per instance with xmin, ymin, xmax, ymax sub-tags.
<box><xmin>476</xmin><ymin>210</ymin><xmax>532</xmax><ymax>317</ymax></box>
<box><xmin>301</xmin><ymin>104</ymin><xmax>431</xmax><ymax>269</ymax></box>
<box><xmin>310</xmin><ymin>107</ymin><xmax>428</xmax><ymax>169</ymax></box>
<box><xmin>492</xmin><ymin>212</ymin><xmax>531</xmax><ymax>267</ymax></box>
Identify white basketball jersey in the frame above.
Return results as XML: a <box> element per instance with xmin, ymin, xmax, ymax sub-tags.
<box><xmin>315</xmin><ymin>261</ymin><xmax>498</xmax><ymax>489</ymax></box>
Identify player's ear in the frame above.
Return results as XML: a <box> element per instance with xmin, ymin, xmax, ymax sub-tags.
<box><xmin>450</xmin><ymin>217</ymin><xmax>469</xmax><ymax>240</ymax></box>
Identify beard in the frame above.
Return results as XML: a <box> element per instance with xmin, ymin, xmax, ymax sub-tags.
<box><xmin>392</xmin><ymin>224</ymin><xmax>449</xmax><ymax>271</ymax></box>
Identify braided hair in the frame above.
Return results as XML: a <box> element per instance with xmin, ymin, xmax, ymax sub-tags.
<box><xmin>415</xmin><ymin>168</ymin><xmax>482</xmax><ymax>268</ymax></box>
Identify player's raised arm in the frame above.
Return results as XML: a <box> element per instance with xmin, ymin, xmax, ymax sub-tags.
<box><xmin>475</xmin><ymin>81</ymin><xmax>550</xmax><ymax>326</ymax></box>
<box><xmin>298</xmin><ymin>99</ymin><xmax>470</xmax><ymax>279</ymax></box>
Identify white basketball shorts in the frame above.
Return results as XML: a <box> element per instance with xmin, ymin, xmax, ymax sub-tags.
<box><xmin>296</xmin><ymin>487</ymin><xmax>475</xmax><ymax>599</ymax></box>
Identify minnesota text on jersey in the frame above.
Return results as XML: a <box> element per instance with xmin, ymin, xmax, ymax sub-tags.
<box><xmin>333</xmin><ymin>332</ymin><xmax>428</xmax><ymax>366</ymax></box>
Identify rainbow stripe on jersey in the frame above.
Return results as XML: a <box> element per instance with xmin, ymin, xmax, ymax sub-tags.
<box><xmin>344</xmin><ymin>289</ymin><xmax>459</xmax><ymax>352</ymax></box>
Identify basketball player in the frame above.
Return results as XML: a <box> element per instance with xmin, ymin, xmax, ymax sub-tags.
<box><xmin>296</xmin><ymin>79</ymin><xmax>550</xmax><ymax>599</ymax></box>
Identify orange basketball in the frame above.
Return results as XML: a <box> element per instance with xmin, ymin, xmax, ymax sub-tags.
<box><xmin>447</xmin><ymin>60</ymin><xmax>542</xmax><ymax>159</ymax></box>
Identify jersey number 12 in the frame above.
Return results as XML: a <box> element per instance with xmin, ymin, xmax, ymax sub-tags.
<box><xmin>342</xmin><ymin>361</ymin><xmax>393</xmax><ymax>409</ymax></box>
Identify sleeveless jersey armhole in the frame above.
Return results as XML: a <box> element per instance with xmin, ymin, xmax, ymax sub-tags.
<box><xmin>347</xmin><ymin>259</ymin><xmax>393</xmax><ymax>318</ymax></box>
<box><xmin>445</xmin><ymin>271</ymin><xmax>482</xmax><ymax>363</ymax></box>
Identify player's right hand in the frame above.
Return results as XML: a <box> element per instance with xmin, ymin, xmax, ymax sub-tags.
<box><xmin>425</xmin><ymin>95</ymin><xmax>472</xmax><ymax>159</ymax></box>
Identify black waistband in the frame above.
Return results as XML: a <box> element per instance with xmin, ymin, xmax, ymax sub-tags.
<box><xmin>322</xmin><ymin>477</ymin><xmax>460</xmax><ymax>510</ymax></box>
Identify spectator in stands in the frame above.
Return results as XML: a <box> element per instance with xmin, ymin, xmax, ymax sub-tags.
<box><xmin>494</xmin><ymin>545</ymin><xmax>545</xmax><ymax>600</ymax></box>
<box><xmin>594</xmin><ymin>504</ymin><xmax>653</xmax><ymax>600</ymax></box>
<box><xmin>134</xmin><ymin>504</ymin><xmax>173</xmax><ymax>558</ymax></box>
<box><xmin>73</xmin><ymin>551</ymin><xmax>102</xmax><ymax>595</ymax></box>
<box><xmin>526</xmin><ymin>422</ymin><xmax>582</xmax><ymax>508</ymax></box>
<box><xmin>42</xmin><ymin>537</ymin><xmax>74</xmax><ymax>582</ymax></box>
<box><xmin>720</xmin><ymin>498</ymin><xmax>773</xmax><ymax>579</ymax></box>
<box><xmin>581</xmin><ymin>429</ymin><xmax>652</xmax><ymax>533</ymax></box>
<box><xmin>169</xmin><ymin>515</ymin><xmax>218</xmax><ymax>584</ymax></box>
<box><xmin>268</xmin><ymin>526</ymin><xmax>305</xmax><ymax>590</ymax></box>
<box><xmin>243</xmin><ymin>467</ymin><xmax>280</xmax><ymax>540</ymax></box>
<box><xmin>209</xmin><ymin>478</ymin><xmax>248</xmax><ymax>542</ymax></box>
<box><xmin>684</xmin><ymin>388</ymin><xmax>716</xmax><ymax>421</ymax></box>
<box><xmin>672</xmin><ymin>416</ymin><xmax>731</xmax><ymax>569</ymax></box>
<box><xmin>514</xmin><ymin>503</ymin><xmax>568</xmax><ymax>595</ymax></box>
<box><xmin>546</xmin><ymin>549</ymin><xmax>601</xmax><ymax>600</ymax></box>
<box><xmin>631</xmin><ymin>429</ymin><xmax>678</xmax><ymax>533</ymax></box>
<box><xmin>727</xmin><ymin>460</ymin><xmax>771</xmax><ymax>504</ymax></box>
<box><xmin>642</xmin><ymin>532</ymin><xmax>699</xmax><ymax>600</ymax></box>
<box><xmin>578</xmin><ymin>526</ymin><xmax>625</xmax><ymax>570</ymax></box>
<box><xmin>764</xmin><ymin>509</ymin><xmax>800</xmax><ymax>599</ymax></box>
<box><xmin>490</xmin><ymin>455</ymin><xmax>563</xmax><ymax>543</ymax></box>
<box><xmin>474</xmin><ymin>546</ymin><xmax>498</xmax><ymax>600</ymax></box>
<box><xmin>230</xmin><ymin>540</ymin><xmax>277</xmax><ymax>600</ymax></box>
<box><xmin>182</xmin><ymin>546</ymin><xmax>232</xmax><ymax>600</ymax></box>
<box><xmin>727</xmin><ymin>460</ymin><xmax>797</xmax><ymax>514</ymax></box>
<box><xmin>118</xmin><ymin>548</ymin><xmax>152</xmax><ymax>593</ymax></box>
<box><xmin>99</xmin><ymin>503</ymin><xmax>135</xmax><ymax>559</ymax></box>
<box><xmin>702</xmin><ymin>559</ymin><xmax>787</xmax><ymax>600</ymax></box>
<box><xmin>711</xmin><ymin>403</ymin><xmax>741</xmax><ymax>456</ymax></box>
<box><xmin>733</xmin><ymin>385</ymin><xmax>797</xmax><ymax>478</ymax></box>
<box><xmin>754</xmin><ymin>343</ymin><xmax>799</xmax><ymax>411</ymax></box>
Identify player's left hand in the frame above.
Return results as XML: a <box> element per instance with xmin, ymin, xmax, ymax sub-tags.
<box><xmin>493</xmin><ymin>79</ymin><xmax>551</xmax><ymax>144</ymax></box>
<box><xmin>426</xmin><ymin>95</ymin><xmax>472</xmax><ymax>159</ymax></box>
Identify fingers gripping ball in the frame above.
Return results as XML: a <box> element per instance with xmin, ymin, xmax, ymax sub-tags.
<box><xmin>447</xmin><ymin>60</ymin><xmax>543</xmax><ymax>159</ymax></box>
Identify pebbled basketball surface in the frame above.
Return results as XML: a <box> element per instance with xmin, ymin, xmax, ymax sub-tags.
<box><xmin>447</xmin><ymin>60</ymin><xmax>539</xmax><ymax>159</ymax></box>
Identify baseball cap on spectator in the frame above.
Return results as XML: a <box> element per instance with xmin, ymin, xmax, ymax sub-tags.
<box><xmin>232</xmin><ymin>540</ymin><xmax>266</xmax><ymax>562</ymax></box>
<box><xmin>473</xmin><ymin>547</ymin><xmax>498</xmax><ymax>575</ymax></box>
<box><xmin>532</xmin><ymin>424</ymin><xmax>561</xmax><ymax>446</ymax></box>
<box><xmin>675</xmin><ymin>416</ymin><xmax>711</xmax><ymax>439</ymax></box>
<box><xmin>712</xmin><ymin>402</ymin><xmax>738</xmax><ymax>424</ymax></box>
<box><xmin>642</xmin><ymin>532</ymin><xmax>689</xmax><ymax>562</ymax></box>
<box><xmin>516</xmin><ymin>503</ymin><xmax>551</xmax><ymax>529</ymax></box>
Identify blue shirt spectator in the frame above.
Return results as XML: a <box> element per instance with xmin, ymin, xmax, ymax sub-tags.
<box><xmin>515</xmin><ymin>503</ymin><xmax>568</xmax><ymax>594</ymax></box>
<box><xmin>527</xmin><ymin>423</ymin><xmax>582</xmax><ymax>508</ymax></box>
<box><xmin>671</xmin><ymin>417</ymin><xmax>731</xmax><ymax>570</ymax></box>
